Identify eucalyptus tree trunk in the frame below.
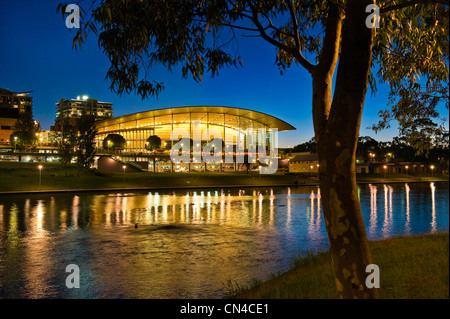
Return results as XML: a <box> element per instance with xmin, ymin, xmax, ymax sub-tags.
<box><xmin>312</xmin><ymin>0</ymin><xmax>378</xmax><ymax>299</ymax></box>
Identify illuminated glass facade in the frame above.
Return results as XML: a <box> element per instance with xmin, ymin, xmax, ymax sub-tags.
<box><xmin>95</xmin><ymin>106</ymin><xmax>295</xmax><ymax>153</ymax></box>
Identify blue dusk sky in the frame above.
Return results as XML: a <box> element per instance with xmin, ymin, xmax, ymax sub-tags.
<box><xmin>1</xmin><ymin>0</ymin><xmax>437</xmax><ymax>148</ymax></box>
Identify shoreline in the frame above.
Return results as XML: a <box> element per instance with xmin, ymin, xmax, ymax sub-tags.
<box><xmin>0</xmin><ymin>179</ymin><xmax>447</xmax><ymax>196</ymax></box>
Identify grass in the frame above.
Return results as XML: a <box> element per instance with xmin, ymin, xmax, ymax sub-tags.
<box><xmin>0</xmin><ymin>162</ymin><xmax>306</xmax><ymax>193</ymax></box>
<box><xmin>228</xmin><ymin>233</ymin><xmax>449</xmax><ymax>299</ymax></box>
<box><xmin>0</xmin><ymin>161</ymin><xmax>447</xmax><ymax>193</ymax></box>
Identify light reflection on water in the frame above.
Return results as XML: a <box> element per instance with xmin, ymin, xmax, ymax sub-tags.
<box><xmin>0</xmin><ymin>182</ymin><xmax>448</xmax><ymax>299</ymax></box>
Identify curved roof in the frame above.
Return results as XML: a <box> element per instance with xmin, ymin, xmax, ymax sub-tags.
<box><xmin>96</xmin><ymin>106</ymin><xmax>296</xmax><ymax>132</ymax></box>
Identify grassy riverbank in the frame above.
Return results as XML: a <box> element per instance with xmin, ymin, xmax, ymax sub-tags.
<box><xmin>229</xmin><ymin>233</ymin><xmax>449</xmax><ymax>299</ymax></box>
<box><xmin>0</xmin><ymin>161</ymin><xmax>447</xmax><ymax>193</ymax></box>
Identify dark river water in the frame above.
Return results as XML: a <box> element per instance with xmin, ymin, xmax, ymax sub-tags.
<box><xmin>0</xmin><ymin>182</ymin><xmax>448</xmax><ymax>298</ymax></box>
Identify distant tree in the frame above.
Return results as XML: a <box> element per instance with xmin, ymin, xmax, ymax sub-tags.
<box><xmin>145</xmin><ymin>135</ymin><xmax>162</xmax><ymax>150</ymax></box>
<box><xmin>76</xmin><ymin>115</ymin><xmax>98</xmax><ymax>174</ymax></box>
<box><xmin>373</xmin><ymin>80</ymin><xmax>449</xmax><ymax>155</ymax></box>
<box><xmin>292</xmin><ymin>137</ymin><xmax>316</xmax><ymax>153</ymax></box>
<box><xmin>103</xmin><ymin>133</ymin><xmax>126</xmax><ymax>151</ymax></box>
<box><xmin>58</xmin><ymin>129</ymin><xmax>76</xmax><ymax>177</ymax></box>
<box><xmin>10</xmin><ymin>133</ymin><xmax>20</xmax><ymax>149</ymax></box>
<box><xmin>356</xmin><ymin>136</ymin><xmax>379</xmax><ymax>161</ymax></box>
<box><xmin>431</xmin><ymin>132</ymin><xmax>449</xmax><ymax>172</ymax></box>
<box><xmin>11</xmin><ymin>111</ymin><xmax>39</xmax><ymax>148</ymax></box>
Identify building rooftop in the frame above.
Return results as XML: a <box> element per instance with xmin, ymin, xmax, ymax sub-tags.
<box><xmin>96</xmin><ymin>105</ymin><xmax>296</xmax><ymax>132</ymax></box>
<box><xmin>0</xmin><ymin>88</ymin><xmax>32</xmax><ymax>96</ymax></box>
<box><xmin>291</xmin><ymin>154</ymin><xmax>319</xmax><ymax>162</ymax></box>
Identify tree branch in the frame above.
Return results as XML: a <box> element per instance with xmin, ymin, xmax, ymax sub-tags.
<box><xmin>380</xmin><ymin>0</ymin><xmax>449</xmax><ymax>14</ymax></box>
<box><xmin>249</xmin><ymin>4</ymin><xmax>315</xmax><ymax>73</ymax></box>
<box><xmin>287</xmin><ymin>0</ymin><xmax>301</xmax><ymax>52</ymax></box>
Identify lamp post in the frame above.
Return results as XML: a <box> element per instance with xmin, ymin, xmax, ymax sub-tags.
<box><xmin>13</xmin><ymin>136</ymin><xmax>17</xmax><ymax>152</ymax></box>
<box><xmin>123</xmin><ymin>165</ymin><xmax>126</xmax><ymax>184</ymax></box>
<box><xmin>405</xmin><ymin>165</ymin><xmax>409</xmax><ymax>175</ymax></box>
<box><xmin>38</xmin><ymin>165</ymin><xmax>43</xmax><ymax>190</ymax></box>
<box><xmin>383</xmin><ymin>165</ymin><xmax>387</xmax><ymax>179</ymax></box>
<box><xmin>430</xmin><ymin>165</ymin><xmax>435</xmax><ymax>178</ymax></box>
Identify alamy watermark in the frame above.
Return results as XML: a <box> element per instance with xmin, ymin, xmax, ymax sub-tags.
<box><xmin>366</xmin><ymin>4</ymin><xmax>381</xmax><ymax>29</ymax></box>
<box><xmin>65</xmin><ymin>264</ymin><xmax>80</xmax><ymax>289</ymax></box>
<box><xmin>65</xmin><ymin>4</ymin><xmax>80</xmax><ymax>29</ymax></box>
<box><xmin>366</xmin><ymin>264</ymin><xmax>380</xmax><ymax>288</ymax></box>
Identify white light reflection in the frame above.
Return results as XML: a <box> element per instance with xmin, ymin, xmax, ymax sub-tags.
<box><xmin>389</xmin><ymin>185</ymin><xmax>393</xmax><ymax>219</ymax></box>
<box><xmin>269</xmin><ymin>189</ymin><xmax>274</xmax><ymax>226</ymax></box>
<box><xmin>308</xmin><ymin>190</ymin><xmax>321</xmax><ymax>235</ymax></box>
<box><xmin>405</xmin><ymin>183</ymin><xmax>410</xmax><ymax>234</ymax></box>
<box><xmin>24</xmin><ymin>199</ymin><xmax>31</xmax><ymax>225</ymax></box>
<box><xmin>122</xmin><ymin>196</ymin><xmax>128</xmax><ymax>222</ymax></box>
<box><xmin>162</xmin><ymin>196</ymin><xmax>168</xmax><ymax>222</ymax></box>
<box><xmin>72</xmin><ymin>196</ymin><xmax>79</xmax><ymax>229</ymax></box>
<box><xmin>286</xmin><ymin>188</ymin><xmax>291</xmax><ymax>228</ymax></box>
<box><xmin>258</xmin><ymin>192</ymin><xmax>263</xmax><ymax>227</ymax></box>
<box><xmin>382</xmin><ymin>185</ymin><xmax>394</xmax><ymax>237</ymax></box>
<box><xmin>430</xmin><ymin>182</ymin><xmax>436</xmax><ymax>233</ymax></box>
<box><xmin>368</xmin><ymin>184</ymin><xmax>377</xmax><ymax>236</ymax></box>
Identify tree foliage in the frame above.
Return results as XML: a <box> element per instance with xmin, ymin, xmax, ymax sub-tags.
<box><xmin>372</xmin><ymin>2</ymin><xmax>449</xmax><ymax>152</ymax></box>
<box><xmin>292</xmin><ymin>136</ymin><xmax>316</xmax><ymax>153</ymax></box>
<box><xmin>58</xmin><ymin>128</ymin><xmax>77</xmax><ymax>176</ymax></box>
<box><xmin>103</xmin><ymin>133</ymin><xmax>126</xmax><ymax>150</ymax></box>
<box><xmin>76</xmin><ymin>115</ymin><xmax>98</xmax><ymax>171</ymax></box>
<box><xmin>146</xmin><ymin>135</ymin><xmax>162</xmax><ymax>150</ymax></box>
<box><xmin>12</xmin><ymin>111</ymin><xmax>39</xmax><ymax>148</ymax></box>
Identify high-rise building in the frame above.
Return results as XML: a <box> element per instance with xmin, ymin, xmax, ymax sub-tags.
<box><xmin>52</xmin><ymin>95</ymin><xmax>113</xmax><ymax>131</ymax></box>
<box><xmin>0</xmin><ymin>88</ymin><xmax>33</xmax><ymax>143</ymax></box>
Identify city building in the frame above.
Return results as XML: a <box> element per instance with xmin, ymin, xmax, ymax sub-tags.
<box><xmin>288</xmin><ymin>152</ymin><xmax>319</xmax><ymax>173</ymax></box>
<box><xmin>52</xmin><ymin>95</ymin><xmax>113</xmax><ymax>131</ymax></box>
<box><xmin>288</xmin><ymin>153</ymin><xmax>370</xmax><ymax>174</ymax></box>
<box><xmin>0</xmin><ymin>88</ymin><xmax>33</xmax><ymax>143</ymax></box>
<box><xmin>95</xmin><ymin>105</ymin><xmax>296</xmax><ymax>172</ymax></box>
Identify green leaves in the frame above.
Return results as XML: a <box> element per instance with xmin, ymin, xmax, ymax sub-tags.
<box><xmin>372</xmin><ymin>1</ymin><xmax>449</xmax><ymax>153</ymax></box>
<box><xmin>12</xmin><ymin>111</ymin><xmax>39</xmax><ymax>147</ymax></box>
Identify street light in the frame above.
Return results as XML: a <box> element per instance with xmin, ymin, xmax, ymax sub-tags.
<box><xmin>383</xmin><ymin>165</ymin><xmax>387</xmax><ymax>179</ymax></box>
<box><xmin>123</xmin><ymin>165</ymin><xmax>127</xmax><ymax>184</ymax></box>
<box><xmin>38</xmin><ymin>165</ymin><xmax>43</xmax><ymax>190</ymax></box>
<box><xmin>13</xmin><ymin>136</ymin><xmax>17</xmax><ymax>152</ymax></box>
<box><xmin>430</xmin><ymin>165</ymin><xmax>435</xmax><ymax>178</ymax></box>
<box><xmin>405</xmin><ymin>165</ymin><xmax>409</xmax><ymax>175</ymax></box>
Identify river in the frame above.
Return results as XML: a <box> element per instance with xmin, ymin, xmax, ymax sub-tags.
<box><xmin>0</xmin><ymin>182</ymin><xmax>448</xmax><ymax>298</ymax></box>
